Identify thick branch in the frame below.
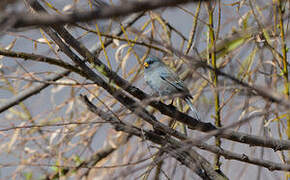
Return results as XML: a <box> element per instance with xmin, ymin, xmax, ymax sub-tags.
<box><xmin>26</xmin><ymin>0</ymin><xmax>290</xmax><ymax>151</ymax></box>
<box><xmin>80</xmin><ymin>95</ymin><xmax>227</xmax><ymax>180</ymax></box>
<box><xmin>82</xmin><ymin>95</ymin><xmax>290</xmax><ymax>172</ymax></box>
<box><xmin>13</xmin><ymin>0</ymin><xmax>207</xmax><ymax>28</ymax></box>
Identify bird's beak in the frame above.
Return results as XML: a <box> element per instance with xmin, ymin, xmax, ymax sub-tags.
<box><xmin>144</xmin><ymin>62</ymin><xmax>149</xmax><ymax>68</ymax></box>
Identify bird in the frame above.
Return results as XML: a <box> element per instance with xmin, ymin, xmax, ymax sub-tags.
<box><xmin>143</xmin><ymin>56</ymin><xmax>200</xmax><ymax>120</ymax></box>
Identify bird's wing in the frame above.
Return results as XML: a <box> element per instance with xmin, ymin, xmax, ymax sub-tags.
<box><xmin>160</xmin><ymin>71</ymin><xmax>187</xmax><ymax>92</ymax></box>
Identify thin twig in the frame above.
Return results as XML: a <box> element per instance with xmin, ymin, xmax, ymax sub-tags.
<box><xmin>0</xmin><ymin>71</ymin><xmax>69</xmax><ymax>113</ymax></box>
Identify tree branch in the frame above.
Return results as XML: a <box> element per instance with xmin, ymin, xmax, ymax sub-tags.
<box><xmin>80</xmin><ymin>95</ymin><xmax>227</xmax><ymax>180</ymax></box>
<box><xmin>12</xmin><ymin>0</ymin><xmax>208</xmax><ymax>28</ymax></box>
<box><xmin>0</xmin><ymin>70</ymin><xmax>69</xmax><ymax>113</ymax></box>
<box><xmin>82</xmin><ymin>95</ymin><xmax>290</xmax><ymax>172</ymax></box>
<box><xmin>25</xmin><ymin>0</ymin><xmax>290</xmax><ymax>151</ymax></box>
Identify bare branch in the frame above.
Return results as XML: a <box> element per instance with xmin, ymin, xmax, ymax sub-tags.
<box><xmin>24</xmin><ymin>0</ymin><xmax>290</xmax><ymax>151</ymax></box>
<box><xmin>12</xmin><ymin>0</ymin><xmax>208</xmax><ymax>28</ymax></box>
<box><xmin>0</xmin><ymin>71</ymin><xmax>69</xmax><ymax>113</ymax></box>
<box><xmin>80</xmin><ymin>95</ymin><xmax>228</xmax><ymax>180</ymax></box>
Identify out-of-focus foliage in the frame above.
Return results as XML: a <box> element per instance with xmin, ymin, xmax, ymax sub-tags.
<box><xmin>0</xmin><ymin>0</ymin><xmax>289</xmax><ymax>179</ymax></box>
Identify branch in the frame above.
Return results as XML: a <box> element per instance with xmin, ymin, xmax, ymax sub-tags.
<box><xmin>88</xmin><ymin>12</ymin><xmax>145</xmax><ymax>54</ymax></box>
<box><xmin>12</xmin><ymin>0</ymin><xmax>207</xmax><ymax>28</ymax></box>
<box><xmin>82</xmin><ymin>95</ymin><xmax>290</xmax><ymax>172</ymax></box>
<box><xmin>0</xmin><ymin>49</ymin><xmax>86</xmax><ymax>77</ymax></box>
<box><xmin>132</xmin><ymin>29</ymin><xmax>290</xmax><ymax>109</ymax></box>
<box><xmin>0</xmin><ymin>121</ymin><xmax>107</xmax><ymax>132</ymax></box>
<box><xmin>47</xmin><ymin>133</ymin><xmax>132</xmax><ymax>179</ymax></box>
<box><xmin>26</xmin><ymin>0</ymin><xmax>290</xmax><ymax>151</ymax></box>
<box><xmin>80</xmin><ymin>95</ymin><xmax>227</xmax><ymax>180</ymax></box>
<box><xmin>195</xmin><ymin>141</ymin><xmax>290</xmax><ymax>172</ymax></box>
<box><xmin>0</xmin><ymin>70</ymin><xmax>69</xmax><ymax>113</ymax></box>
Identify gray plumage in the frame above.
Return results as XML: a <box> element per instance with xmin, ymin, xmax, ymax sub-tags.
<box><xmin>143</xmin><ymin>56</ymin><xmax>200</xmax><ymax>120</ymax></box>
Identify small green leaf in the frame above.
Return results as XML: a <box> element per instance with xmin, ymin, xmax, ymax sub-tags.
<box><xmin>50</xmin><ymin>166</ymin><xmax>59</xmax><ymax>172</ymax></box>
<box><xmin>73</xmin><ymin>155</ymin><xmax>83</xmax><ymax>166</ymax></box>
<box><xmin>24</xmin><ymin>172</ymin><xmax>33</xmax><ymax>180</ymax></box>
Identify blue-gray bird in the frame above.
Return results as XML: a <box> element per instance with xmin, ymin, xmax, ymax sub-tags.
<box><xmin>143</xmin><ymin>56</ymin><xmax>200</xmax><ymax>120</ymax></box>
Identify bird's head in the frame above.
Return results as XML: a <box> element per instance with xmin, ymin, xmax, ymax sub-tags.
<box><xmin>143</xmin><ymin>56</ymin><xmax>163</xmax><ymax>70</ymax></box>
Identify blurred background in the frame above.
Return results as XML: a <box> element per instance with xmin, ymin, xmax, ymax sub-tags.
<box><xmin>0</xmin><ymin>0</ymin><xmax>289</xmax><ymax>179</ymax></box>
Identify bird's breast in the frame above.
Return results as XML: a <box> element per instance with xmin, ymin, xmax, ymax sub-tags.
<box><xmin>144</xmin><ymin>69</ymin><xmax>178</xmax><ymax>96</ymax></box>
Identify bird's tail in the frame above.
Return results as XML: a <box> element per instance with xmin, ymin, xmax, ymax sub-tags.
<box><xmin>185</xmin><ymin>97</ymin><xmax>200</xmax><ymax>121</ymax></box>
